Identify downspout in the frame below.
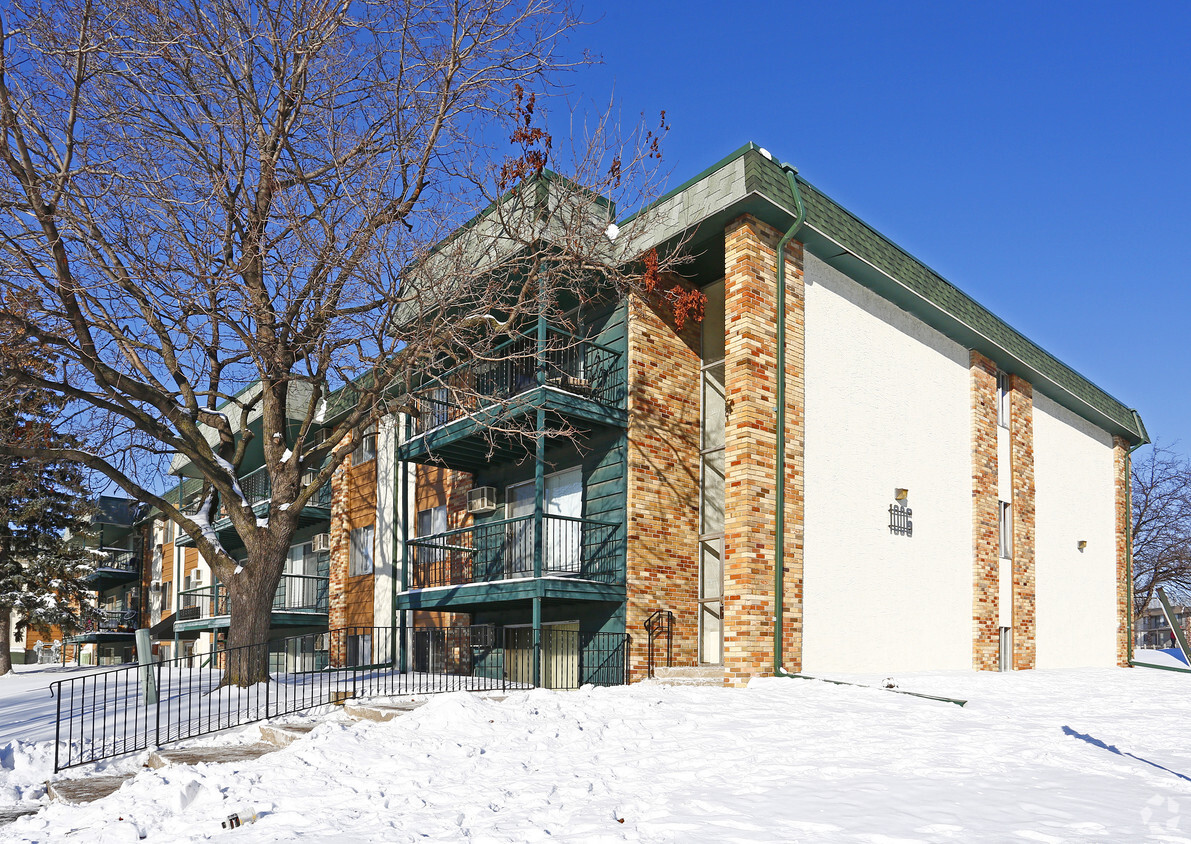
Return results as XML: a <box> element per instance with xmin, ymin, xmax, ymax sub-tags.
<box><xmin>773</xmin><ymin>164</ymin><xmax>805</xmax><ymax>677</ymax></box>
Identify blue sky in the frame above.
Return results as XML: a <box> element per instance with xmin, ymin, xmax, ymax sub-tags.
<box><xmin>567</xmin><ymin>1</ymin><xmax>1189</xmax><ymax>457</ymax></box>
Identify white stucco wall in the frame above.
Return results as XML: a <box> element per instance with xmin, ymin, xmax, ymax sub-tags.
<box><xmin>1033</xmin><ymin>392</ymin><xmax>1117</xmax><ymax>668</ymax></box>
<box><xmin>802</xmin><ymin>253</ymin><xmax>973</xmax><ymax>673</ymax></box>
<box><xmin>373</xmin><ymin>414</ymin><xmax>399</xmax><ymax>660</ymax></box>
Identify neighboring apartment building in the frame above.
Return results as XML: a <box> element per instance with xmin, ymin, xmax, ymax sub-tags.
<box><xmin>140</xmin><ymin>144</ymin><xmax>1145</xmax><ymax>687</ymax></box>
<box><xmin>1135</xmin><ymin>599</ymin><xmax>1191</xmax><ymax>650</ymax></box>
<box><xmin>57</xmin><ymin>496</ymin><xmax>144</xmax><ymax>666</ymax></box>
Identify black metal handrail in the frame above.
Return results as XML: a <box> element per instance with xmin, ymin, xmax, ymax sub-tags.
<box><xmin>411</xmin><ymin>325</ymin><xmax>625</xmax><ymax>434</ymax></box>
<box><xmin>50</xmin><ymin>624</ymin><xmax>630</xmax><ymax>772</ymax></box>
<box><xmin>644</xmin><ymin>609</ymin><xmax>674</xmax><ymax>678</ymax></box>
<box><xmin>406</xmin><ymin>514</ymin><xmax>621</xmax><ymax>588</ymax></box>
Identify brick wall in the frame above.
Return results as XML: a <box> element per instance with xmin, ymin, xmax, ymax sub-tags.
<box><xmin>1113</xmin><ymin>435</ymin><xmax>1131</xmax><ymax>667</ymax></box>
<box><xmin>330</xmin><ymin>447</ymin><xmax>383</xmax><ymax>636</ymax></box>
<box><xmin>1009</xmin><ymin>375</ymin><xmax>1036</xmax><ymax>669</ymax></box>
<box><xmin>721</xmin><ymin>214</ymin><xmax>805</xmax><ymax>687</ymax></box>
<box><xmin>624</xmin><ymin>288</ymin><xmax>701</xmax><ymax>681</ymax></box>
<box><xmin>970</xmin><ymin>350</ymin><xmax>1000</xmax><ymax>670</ymax></box>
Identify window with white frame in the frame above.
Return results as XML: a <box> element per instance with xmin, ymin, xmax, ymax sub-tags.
<box><xmin>349</xmin><ymin>524</ymin><xmax>374</xmax><ymax>576</ymax></box>
<box><xmin>996</xmin><ymin>371</ymin><xmax>1010</xmax><ymax>429</ymax></box>
<box><xmin>998</xmin><ymin>500</ymin><xmax>1013</xmax><ymax>559</ymax></box>
<box><xmin>352</xmin><ymin>424</ymin><xmax>378</xmax><ymax>465</ymax></box>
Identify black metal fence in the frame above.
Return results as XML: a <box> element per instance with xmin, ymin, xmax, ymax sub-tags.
<box><xmin>408</xmin><ymin>514</ymin><xmax>621</xmax><ymax>588</ymax></box>
<box><xmin>51</xmin><ymin>624</ymin><xmax>629</xmax><ymax>772</ymax></box>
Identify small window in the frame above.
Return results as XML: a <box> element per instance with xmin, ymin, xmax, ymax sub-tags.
<box><xmin>352</xmin><ymin>424</ymin><xmax>378</xmax><ymax>465</ymax></box>
<box><xmin>998</xmin><ymin>500</ymin><xmax>1013</xmax><ymax>559</ymax></box>
<box><xmin>349</xmin><ymin>524</ymin><xmax>375</xmax><ymax>576</ymax></box>
<box><xmin>163</xmin><ymin>520</ymin><xmax>175</xmax><ymax>544</ymax></box>
<box><xmin>996</xmin><ymin>371</ymin><xmax>1010</xmax><ymax>429</ymax></box>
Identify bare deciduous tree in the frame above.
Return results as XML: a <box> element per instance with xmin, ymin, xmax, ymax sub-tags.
<box><xmin>1132</xmin><ymin>443</ymin><xmax>1191</xmax><ymax>614</ymax></box>
<box><xmin>0</xmin><ymin>0</ymin><xmax>687</xmax><ymax>684</ymax></box>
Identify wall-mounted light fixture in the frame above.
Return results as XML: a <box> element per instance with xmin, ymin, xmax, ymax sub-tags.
<box><xmin>895</xmin><ymin>488</ymin><xmax>909</xmax><ymax>501</ymax></box>
<box><xmin>1077</xmin><ymin>540</ymin><xmax>1088</xmax><ymax>552</ymax></box>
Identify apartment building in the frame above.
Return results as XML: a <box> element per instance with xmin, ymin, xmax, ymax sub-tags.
<box><xmin>133</xmin><ymin>144</ymin><xmax>1145</xmax><ymax>687</ymax></box>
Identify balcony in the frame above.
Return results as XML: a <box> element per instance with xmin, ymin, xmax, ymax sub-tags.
<box><xmin>66</xmin><ymin>609</ymin><xmax>139</xmax><ymax>643</ymax></box>
<box><xmin>176</xmin><ymin>466</ymin><xmax>332</xmax><ymax>551</ymax></box>
<box><xmin>399</xmin><ymin>514</ymin><xmax>624</xmax><ymax>609</ymax></box>
<box><xmin>400</xmin><ymin>326</ymin><xmax>627</xmax><ymax>471</ymax></box>
<box><xmin>84</xmin><ymin>547</ymin><xmax>141</xmax><ymax>590</ymax></box>
<box><xmin>174</xmin><ymin>574</ymin><xmax>330</xmax><ymax>633</ymax></box>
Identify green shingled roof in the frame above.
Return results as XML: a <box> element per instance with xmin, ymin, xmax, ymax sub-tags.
<box><xmin>634</xmin><ymin>143</ymin><xmax>1146</xmax><ymax>444</ymax></box>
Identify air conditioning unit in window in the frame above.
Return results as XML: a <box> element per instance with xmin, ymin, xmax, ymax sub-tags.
<box><xmin>312</xmin><ymin>533</ymin><xmax>332</xmax><ymax>553</ymax></box>
<box><xmin>466</xmin><ymin>486</ymin><xmax>497</xmax><ymax>515</ymax></box>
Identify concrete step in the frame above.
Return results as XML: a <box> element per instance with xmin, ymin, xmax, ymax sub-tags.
<box><xmin>259</xmin><ymin>723</ymin><xmax>316</xmax><ymax>748</ymax></box>
<box><xmin>47</xmin><ymin>774</ymin><xmax>134</xmax><ymax>804</ymax></box>
<box><xmin>343</xmin><ymin>701</ymin><xmax>424</xmax><ymax>723</ymax></box>
<box><xmin>652</xmin><ymin>666</ymin><xmax>725</xmax><ymax>686</ymax></box>
<box><xmin>0</xmin><ymin>806</ymin><xmax>40</xmax><ymax>826</ymax></box>
<box><xmin>147</xmin><ymin>742</ymin><xmax>277</xmax><ymax>770</ymax></box>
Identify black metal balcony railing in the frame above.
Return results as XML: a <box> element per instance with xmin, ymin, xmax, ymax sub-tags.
<box><xmin>412</xmin><ymin>326</ymin><xmax>624</xmax><ymax>435</ymax></box>
<box><xmin>95</xmin><ymin>547</ymin><xmax>139</xmax><ymax>573</ymax></box>
<box><xmin>80</xmin><ymin>609</ymin><xmax>139</xmax><ymax>634</ymax></box>
<box><xmin>236</xmin><ymin>466</ymin><xmax>333</xmax><ymax>509</ymax></box>
<box><xmin>406</xmin><ymin>514</ymin><xmax>620</xmax><ymax>589</ymax></box>
<box><xmin>178</xmin><ymin>574</ymin><xmax>329</xmax><ymax>621</ymax></box>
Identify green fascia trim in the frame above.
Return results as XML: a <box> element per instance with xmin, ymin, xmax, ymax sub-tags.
<box><xmin>628</xmin><ymin>141</ymin><xmax>1145</xmax><ymax>444</ymax></box>
<box><xmin>83</xmin><ymin>570</ymin><xmax>140</xmax><ymax>591</ymax></box>
<box><xmin>399</xmin><ymin>387</ymin><xmax>627</xmax><ymax>467</ymax></box>
<box><xmin>65</xmin><ymin>632</ymin><xmax>136</xmax><ymax>644</ymax></box>
<box><xmin>396</xmin><ymin>578</ymin><xmax>625</xmax><ymax>610</ymax></box>
<box><xmin>173</xmin><ymin>610</ymin><xmax>327</xmax><ymax>634</ymax></box>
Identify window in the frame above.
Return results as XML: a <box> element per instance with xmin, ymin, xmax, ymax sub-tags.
<box><xmin>998</xmin><ymin>500</ymin><xmax>1013</xmax><ymax>559</ymax></box>
<box><xmin>996</xmin><ymin>371</ymin><xmax>1010</xmax><ymax>429</ymax></box>
<box><xmin>162</xmin><ymin>587</ymin><xmax>173</xmax><ymax>614</ymax></box>
<box><xmin>698</xmin><ymin>279</ymin><xmax>725</xmax><ymax>665</ymax></box>
<box><xmin>352</xmin><ymin>424</ymin><xmax>377</xmax><ymax>465</ymax></box>
<box><xmin>163</xmin><ymin>519</ymin><xmax>175</xmax><ymax>544</ymax></box>
<box><xmin>349</xmin><ymin>524</ymin><xmax>374</xmax><ymax>576</ymax></box>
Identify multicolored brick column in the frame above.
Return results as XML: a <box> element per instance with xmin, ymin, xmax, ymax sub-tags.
<box><xmin>1009</xmin><ymin>375</ymin><xmax>1036</xmax><ymax>670</ymax></box>
<box><xmin>1113</xmin><ymin>436</ymin><xmax>1131</xmax><ymax>667</ymax></box>
<box><xmin>721</xmin><ymin>214</ymin><xmax>805</xmax><ymax>687</ymax></box>
<box><xmin>970</xmin><ymin>351</ymin><xmax>1000</xmax><ymax>670</ymax></box>
<box><xmin>624</xmin><ymin>290</ymin><xmax>701</xmax><ymax>681</ymax></box>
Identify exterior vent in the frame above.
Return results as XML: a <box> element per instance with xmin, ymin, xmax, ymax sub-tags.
<box><xmin>312</xmin><ymin>533</ymin><xmax>332</xmax><ymax>553</ymax></box>
<box><xmin>150</xmin><ymin>582</ymin><xmax>162</xmax><ymax>592</ymax></box>
<box><xmin>466</xmin><ymin>487</ymin><xmax>497</xmax><ymax>515</ymax></box>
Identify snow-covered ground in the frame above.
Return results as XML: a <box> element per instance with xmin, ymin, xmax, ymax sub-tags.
<box><xmin>4</xmin><ymin>664</ymin><xmax>1191</xmax><ymax>841</ymax></box>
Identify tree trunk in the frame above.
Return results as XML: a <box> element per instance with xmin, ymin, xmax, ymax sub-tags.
<box><xmin>220</xmin><ymin>550</ymin><xmax>287</xmax><ymax>687</ymax></box>
<box><xmin>0</xmin><ymin>607</ymin><xmax>13</xmax><ymax>676</ymax></box>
